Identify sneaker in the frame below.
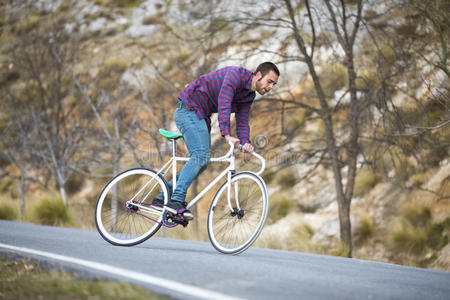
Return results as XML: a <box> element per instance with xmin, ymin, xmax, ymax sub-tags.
<box><xmin>164</xmin><ymin>200</ymin><xmax>194</xmax><ymax>220</ymax></box>
<box><xmin>151</xmin><ymin>198</ymin><xmax>164</xmax><ymax>206</ymax></box>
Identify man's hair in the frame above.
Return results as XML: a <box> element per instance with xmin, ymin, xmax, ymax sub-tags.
<box><xmin>255</xmin><ymin>62</ymin><xmax>280</xmax><ymax>77</ymax></box>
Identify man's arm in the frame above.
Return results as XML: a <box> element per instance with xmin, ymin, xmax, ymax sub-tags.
<box><xmin>235</xmin><ymin>101</ymin><xmax>252</xmax><ymax>144</ymax></box>
<box><xmin>217</xmin><ymin>69</ymin><xmax>239</xmax><ymax>137</ymax></box>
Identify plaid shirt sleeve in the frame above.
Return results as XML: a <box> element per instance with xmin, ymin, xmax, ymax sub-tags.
<box><xmin>235</xmin><ymin>101</ymin><xmax>252</xmax><ymax>144</ymax></box>
<box><xmin>217</xmin><ymin>69</ymin><xmax>240</xmax><ymax>137</ymax></box>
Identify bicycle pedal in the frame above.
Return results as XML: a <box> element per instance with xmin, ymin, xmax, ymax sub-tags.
<box><xmin>172</xmin><ymin>214</ymin><xmax>189</xmax><ymax>227</ymax></box>
<box><xmin>162</xmin><ymin>211</ymin><xmax>177</xmax><ymax>227</ymax></box>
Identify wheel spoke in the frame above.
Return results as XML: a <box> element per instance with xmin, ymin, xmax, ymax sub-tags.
<box><xmin>95</xmin><ymin>168</ymin><xmax>167</xmax><ymax>246</ymax></box>
<box><xmin>208</xmin><ymin>173</ymin><xmax>268</xmax><ymax>254</ymax></box>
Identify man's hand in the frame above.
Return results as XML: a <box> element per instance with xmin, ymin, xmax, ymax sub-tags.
<box><xmin>240</xmin><ymin>143</ymin><xmax>254</xmax><ymax>153</ymax></box>
<box><xmin>225</xmin><ymin>135</ymin><xmax>254</xmax><ymax>153</ymax></box>
<box><xmin>225</xmin><ymin>135</ymin><xmax>240</xmax><ymax>149</ymax></box>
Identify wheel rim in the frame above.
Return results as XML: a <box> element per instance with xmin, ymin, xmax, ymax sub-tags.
<box><xmin>208</xmin><ymin>173</ymin><xmax>268</xmax><ymax>254</ymax></box>
<box><xmin>96</xmin><ymin>169</ymin><xmax>167</xmax><ymax>245</ymax></box>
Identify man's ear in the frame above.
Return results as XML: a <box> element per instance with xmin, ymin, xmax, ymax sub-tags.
<box><xmin>255</xmin><ymin>71</ymin><xmax>263</xmax><ymax>80</ymax></box>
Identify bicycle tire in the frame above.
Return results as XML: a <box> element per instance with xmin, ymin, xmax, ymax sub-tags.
<box><xmin>95</xmin><ymin>168</ymin><xmax>169</xmax><ymax>246</ymax></box>
<box><xmin>207</xmin><ymin>171</ymin><xmax>268</xmax><ymax>255</ymax></box>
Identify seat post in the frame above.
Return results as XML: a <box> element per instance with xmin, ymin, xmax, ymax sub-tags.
<box><xmin>172</xmin><ymin>139</ymin><xmax>177</xmax><ymax>157</ymax></box>
<box><xmin>172</xmin><ymin>138</ymin><xmax>177</xmax><ymax>190</ymax></box>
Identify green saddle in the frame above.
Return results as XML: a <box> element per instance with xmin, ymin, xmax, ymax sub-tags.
<box><xmin>159</xmin><ymin>128</ymin><xmax>184</xmax><ymax>140</ymax></box>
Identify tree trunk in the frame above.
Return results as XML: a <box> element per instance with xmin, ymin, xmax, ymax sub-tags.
<box><xmin>19</xmin><ymin>167</ymin><xmax>25</xmax><ymax>221</ymax></box>
<box><xmin>337</xmin><ymin>195</ymin><xmax>352</xmax><ymax>256</ymax></box>
<box><xmin>59</xmin><ymin>186</ymin><xmax>68</xmax><ymax>207</ymax></box>
<box><xmin>341</xmin><ymin>47</ymin><xmax>360</xmax><ymax>257</ymax></box>
<box><xmin>111</xmin><ymin>146</ymin><xmax>121</xmax><ymax>232</ymax></box>
<box><xmin>284</xmin><ymin>0</ymin><xmax>353</xmax><ymax>256</ymax></box>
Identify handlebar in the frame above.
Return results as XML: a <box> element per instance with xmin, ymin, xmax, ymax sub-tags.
<box><xmin>228</xmin><ymin>141</ymin><xmax>266</xmax><ymax>176</ymax></box>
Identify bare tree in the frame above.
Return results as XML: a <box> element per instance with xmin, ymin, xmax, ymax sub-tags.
<box><xmin>356</xmin><ymin>0</ymin><xmax>449</xmax><ymax>195</ymax></box>
<box><xmin>4</xmin><ymin>13</ymin><xmax>89</xmax><ymax>207</ymax></box>
<box><xmin>0</xmin><ymin>111</ymin><xmax>34</xmax><ymax>219</ymax></box>
<box><xmin>225</xmin><ymin>0</ymin><xmax>448</xmax><ymax>257</ymax></box>
<box><xmin>264</xmin><ymin>0</ymin><xmax>363</xmax><ymax>256</ymax></box>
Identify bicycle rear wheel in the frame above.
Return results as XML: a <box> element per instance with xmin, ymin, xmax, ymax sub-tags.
<box><xmin>95</xmin><ymin>168</ymin><xmax>168</xmax><ymax>246</ymax></box>
<box><xmin>207</xmin><ymin>171</ymin><xmax>268</xmax><ymax>255</ymax></box>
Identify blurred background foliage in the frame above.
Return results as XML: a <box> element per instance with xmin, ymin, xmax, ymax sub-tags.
<box><xmin>0</xmin><ymin>0</ymin><xmax>448</xmax><ymax>270</ymax></box>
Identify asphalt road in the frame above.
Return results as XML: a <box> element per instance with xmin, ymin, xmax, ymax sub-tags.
<box><xmin>0</xmin><ymin>220</ymin><xmax>449</xmax><ymax>299</ymax></box>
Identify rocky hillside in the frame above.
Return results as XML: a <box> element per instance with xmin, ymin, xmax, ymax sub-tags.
<box><xmin>0</xmin><ymin>0</ymin><xmax>448</xmax><ymax>270</ymax></box>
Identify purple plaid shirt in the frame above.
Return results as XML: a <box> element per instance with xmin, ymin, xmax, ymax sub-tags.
<box><xmin>178</xmin><ymin>66</ymin><xmax>255</xmax><ymax>144</ymax></box>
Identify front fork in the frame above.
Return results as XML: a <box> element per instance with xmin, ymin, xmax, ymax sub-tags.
<box><xmin>227</xmin><ymin>150</ymin><xmax>241</xmax><ymax>213</ymax></box>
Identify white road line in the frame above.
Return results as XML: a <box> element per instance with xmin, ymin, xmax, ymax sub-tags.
<box><xmin>0</xmin><ymin>243</ymin><xmax>242</xmax><ymax>300</ymax></box>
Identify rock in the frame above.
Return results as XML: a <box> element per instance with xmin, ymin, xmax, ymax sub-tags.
<box><xmin>125</xmin><ymin>24</ymin><xmax>159</xmax><ymax>38</ymax></box>
<box><xmin>89</xmin><ymin>17</ymin><xmax>107</xmax><ymax>32</ymax></box>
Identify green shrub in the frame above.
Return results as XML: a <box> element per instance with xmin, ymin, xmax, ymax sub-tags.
<box><xmin>98</xmin><ymin>59</ymin><xmax>128</xmax><ymax>78</ymax></box>
<box><xmin>175</xmin><ymin>51</ymin><xmax>190</xmax><ymax>64</ymax></box>
<box><xmin>65</xmin><ymin>174</ymin><xmax>84</xmax><ymax>195</ymax></box>
<box><xmin>376</xmin><ymin>149</ymin><xmax>417</xmax><ymax>181</ymax></box>
<box><xmin>389</xmin><ymin>204</ymin><xmax>448</xmax><ymax>259</ymax></box>
<box><xmin>354</xmin><ymin>168</ymin><xmax>379</xmax><ymax>196</ymax></box>
<box><xmin>277</xmin><ymin>171</ymin><xmax>298</xmax><ymax>189</ymax></box>
<box><xmin>94</xmin><ymin>0</ymin><xmax>107</xmax><ymax>5</ymax></box>
<box><xmin>292</xmin><ymin>223</ymin><xmax>314</xmax><ymax>239</ymax></box>
<box><xmin>410</xmin><ymin>173</ymin><xmax>425</xmax><ymax>187</ymax></box>
<box><xmin>329</xmin><ymin>241</ymin><xmax>351</xmax><ymax>257</ymax></box>
<box><xmin>15</xmin><ymin>15</ymin><xmax>40</xmax><ymax>34</ymax></box>
<box><xmin>262</xmin><ymin>168</ymin><xmax>277</xmax><ymax>184</ymax></box>
<box><xmin>0</xmin><ymin>69</ymin><xmax>20</xmax><ymax>87</ymax></box>
<box><xmin>356</xmin><ymin>69</ymin><xmax>382</xmax><ymax>90</ymax></box>
<box><xmin>395</xmin><ymin>157</ymin><xmax>417</xmax><ymax>181</ymax></box>
<box><xmin>31</xmin><ymin>197</ymin><xmax>73</xmax><ymax>226</ymax></box>
<box><xmin>0</xmin><ymin>203</ymin><xmax>17</xmax><ymax>220</ymax></box>
<box><xmin>267</xmin><ymin>195</ymin><xmax>293</xmax><ymax>224</ymax></box>
<box><xmin>354</xmin><ymin>215</ymin><xmax>376</xmax><ymax>245</ymax></box>
<box><xmin>97</xmin><ymin>58</ymin><xmax>128</xmax><ymax>90</ymax></box>
<box><xmin>390</xmin><ymin>223</ymin><xmax>428</xmax><ymax>255</ymax></box>
<box><xmin>320</xmin><ymin>62</ymin><xmax>348</xmax><ymax>96</ymax></box>
<box><xmin>277</xmin><ymin>198</ymin><xmax>293</xmax><ymax>218</ymax></box>
<box><xmin>0</xmin><ymin>177</ymin><xmax>13</xmax><ymax>193</ymax></box>
<box><xmin>401</xmin><ymin>203</ymin><xmax>431</xmax><ymax>228</ymax></box>
<box><xmin>288</xmin><ymin>224</ymin><xmax>316</xmax><ymax>252</ymax></box>
<box><xmin>260</xmin><ymin>222</ymin><xmax>319</xmax><ymax>253</ymax></box>
<box><xmin>427</xmin><ymin>220</ymin><xmax>449</xmax><ymax>250</ymax></box>
<box><xmin>115</xmin><ymin>0</ymin><xmax>142</xmax><ymax>8</ymax></box>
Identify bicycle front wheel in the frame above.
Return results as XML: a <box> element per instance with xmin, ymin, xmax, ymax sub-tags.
<box><xmin>95</xmin><ymin>168</ymin><xmax>168</xmax><ymax>246</ymax></box>
<box><xmin>207</xmin><ymin>171</ymin><xmax>268</xmax><ymax>255</ymax></box>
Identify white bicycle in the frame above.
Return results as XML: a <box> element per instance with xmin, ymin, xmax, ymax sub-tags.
<box><xmin>95</xmin><ymin>129</ymin><xmax>269</xmax><ymax>255</ymax></box>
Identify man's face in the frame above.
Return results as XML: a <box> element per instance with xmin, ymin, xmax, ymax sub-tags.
<box><xmin>255</xmin><ymin>70</ymin><xmax>278</xmax><ymax>95</ymax></box>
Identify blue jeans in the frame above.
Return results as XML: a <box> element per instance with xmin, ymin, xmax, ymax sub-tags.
<box><xmin>157</xmin><ymin>106</ymin><xmax>210</xmax><ymax>203</ymax></box>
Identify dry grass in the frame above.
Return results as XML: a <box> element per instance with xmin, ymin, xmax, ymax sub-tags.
<box><xmin>266</xmin><ymin>195</ymin><xmax>293</xmax><ymax>225</ymax></box>
<box><xmin>28</xmin><ymin>196</ymin><xmax>74</xmax><ymax>227</ymax></box>
<box><xmin>353</xmin><ymin>215</ymin><xmax>377</xmax><ymax>246</ymax></box>
<box><xmin>388</xmin><ymin>202</ymin><xmax>449</xmax><ymax>267</ymax></box>
<box><xmin>0</xmin><ymin>257</ymin><xmax>162</xmax><ymax>299</ymax></box>
<box><xmin>0</xmin><ymin>201</ymin><xmax>18</xmax><ymax>221</ymax></box>
<box><xmin>390</xmin><ymin>222</ymin><xmax>428</xmax><ymax>256</ymax></box>
<box><xmin>354</xmin><ymin>168</ymin><xmax>379</xmax><ymax>197</ymax></box>
<box><xmin>277</xmin><ymin>170</ymin><xmax>299</xmax><ymax>189</ymax></box>
<box><xmin>256</xmin><ymin>213</ymin><xmax>320</xmax><ymax>253</ymax></box>
<box><xmin>329</xmin><ymin>241</ymin><xmax>351</xmax><ymax>257</ymax></box>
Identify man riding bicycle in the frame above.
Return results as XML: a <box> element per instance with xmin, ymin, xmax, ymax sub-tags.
<box><xmin>152</xmin><ymin>62</ymin><xmax>280</xmax><ymax>220</ymax></box>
